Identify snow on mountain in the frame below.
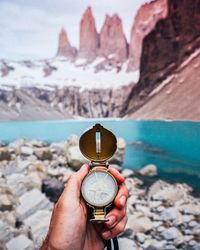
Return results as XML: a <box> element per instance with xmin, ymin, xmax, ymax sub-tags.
<box><xmin>0</xmin><ymin>57</ymin><xmax>139</xmax><ymax>90</ymax></box>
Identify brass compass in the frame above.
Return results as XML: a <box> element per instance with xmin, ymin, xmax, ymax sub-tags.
<box><xmin>79</xmin><ymin>123</ymin><xmax>118</xmax><ymax>223</ymax></box>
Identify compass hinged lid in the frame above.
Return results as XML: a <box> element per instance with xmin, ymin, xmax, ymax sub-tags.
<box><xmin>79</xmin><ymin>123</ymin><xmax>117</xmax><ymax>162</ymax></box>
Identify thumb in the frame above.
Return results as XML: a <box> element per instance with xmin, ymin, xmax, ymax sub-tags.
<box><xmin>65</xmin><ymin>164</ymin><xmax>89</xmax><ymax>198</ymax></box>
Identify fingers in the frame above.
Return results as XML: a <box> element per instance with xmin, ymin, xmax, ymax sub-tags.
<box><xmin>108</xmin><ymin>167</ymin><xmax>124</xmax><ymax>184</ymax></box>
<box><xmin>60</xmin><ymin>164</ymin><xmax>89</xmax><ymax>200</ymax></box>
<box><xmin>102</xmin><ymin>215</ymin><xmax>128</xmax><ymax>240</ymax></box>
<box><xmin>114</xmin><ymin>184</ymin><xmax>128</xmax><ymax>209</ymax></box>
<box><xmin>105</xmin><ymin>206</ymin><xmax>126</xmax><ymax>229</ymax></box>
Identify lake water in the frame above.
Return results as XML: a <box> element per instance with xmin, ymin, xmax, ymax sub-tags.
<box><xmin>0</xmin><ymin>119</ymin><xmax>200</xmax><ymax>194</ymax></box>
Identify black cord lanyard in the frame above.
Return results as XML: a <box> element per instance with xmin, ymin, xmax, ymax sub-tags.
<box><xmin>106</xmin><ymin>237</ymin><xmax>119</xmax><ymax>250</ymax></box>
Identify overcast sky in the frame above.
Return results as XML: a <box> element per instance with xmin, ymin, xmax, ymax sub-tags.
<box><xmin>0</xmin><ymin>0</ymin><xmax>148</xmax><ymax>60</ymax></box>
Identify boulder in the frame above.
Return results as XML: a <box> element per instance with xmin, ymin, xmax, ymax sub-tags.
<box><xmin>161</xmin><ymin>227</ymin><xmax>184</xmax><ymax>245</ymax></box>
<box><xmin>50</xmin><ymin>141</ymin><xmax>65</xmax><ymax>155</ymax></box>
<box><xmin>17</xmin><ymin>189</ymin><xmax>53</xmax><ymax>220</ymax></box>
<box><xmin>122</xmin><ymin>168</ymin><xmax>134</xmax><ymax>178</ymax></box>
<box><xmin>34</xmin><ymin>147</ymin><xmax>53</xmax><ymax>161</ymax></box>
<box><xmin>0</xmin><ymin>185</ymin><xmax>18</xmax><ymax>211</ymax></box>
<box><xmin>20</xmin><ymin>146</ymin><xmax>34</xmax><ymax>156</ymax></box>
<box><xmin>7</xmin><ymin>173</ymin><xmax>42</xmax><ymax>197</ymax></box>
<box><xmin>125</xmin><ymin>212</ymin><xmax>153</xmax><ymax>233</ymax></box>
<box><xmin>0</xmin><ymin>221</ymin><xmax>13</xmax><ymax>243</ymax></box>
<box><xmin>24</xmin><ymin>210</ymin><xmax>51</xmax><ymax>246</ymax></box>
<box><xmin>0</xmin><ymin>147</ymin><xmax>11</xmax><ymax>161</ymax></box>
<box><xmin>139</xmin><ymin>164</ymin><xmax>157</xmax><ymax>176</ymax></box>
<box><xmin>118</xmin><ymin>237</ymin><xmax>138</xmax><ymax>250</ymax></box>
<box><xmin>42</xmin><ymin>177</ymin><xmax>64</xmax><ymax>203</ymax></box>
<box><xmin>148</xmin><ymin>180</ymin><xmax>179</xmax><ymax>201</ymax></box>
<box><xmin>110</xmin><ymin>138</ymin><xmax>126</xmax><ymax>165</ymax></box>
<box><xmin>5</xmin><ymin>234</ymin><xmax>34</xmax><ymax>250</ymax></box>
<box><xmin>0</xmin><ymin>211</ymin><xmax>16</xmax><ymax>227</ymax></box>
<box><xmin>66</xmin><ymin>145</ymin><xmax>86</xmax><ymax>170</ymax></box>
<box><xmin>160</xmin><ymin>207</ymin><xmax>179</xmax><ymax>221</ymax></box>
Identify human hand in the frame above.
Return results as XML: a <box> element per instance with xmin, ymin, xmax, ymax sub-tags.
<box><xmin>40</xmin><ymin>164</ymin><xmax>128</xmax><ymax>250</ymax></box>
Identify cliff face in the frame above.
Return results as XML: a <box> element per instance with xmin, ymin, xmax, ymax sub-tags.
<box><xmin>99</xmin><ymin>14</ymin><xmax>128</xmax><ymax>63</ymax></box>
<box><xmin>78</xmin><ymin>7</ymin><xmax>99</xmax><ymax>62</ymax></box>
<box><xmin>125</xmin><ymin>0</ymin><xmax>200</xmax><ymax>115</ymax></box>
<box><xmin>128</xmin><ymin>0</ymin><xmax>168</xmax><ymax>71</ymax></box>
<box><xmin>56</xmin><ymin>28</ymin><xmax>77</xmax><ymax>59</ymax></box>
<box><xmin>0</xmin><ymin>84</ymin><xmax>133</xmax><ymax>121</ymax></box>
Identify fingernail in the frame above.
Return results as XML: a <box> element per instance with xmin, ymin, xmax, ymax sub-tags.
<box><xmin>102</xmin><ymin>230</ymin><xmax>111</xmax><ymax>239</ymax></box>
<box><xmin>106</xmin><ymin>215</ymin><xmax>116</xmax><ymax>227</ymax></box>
<box><xmin>119</xmin><ymin>195</ymin><xmax>127</xmax><ymax>206</ymax></box>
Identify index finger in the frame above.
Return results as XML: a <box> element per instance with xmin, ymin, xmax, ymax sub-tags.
<box><xmin>108</xmin><ymin>167</ymin><xmax>124</xmax><ymax>184</ymax></box>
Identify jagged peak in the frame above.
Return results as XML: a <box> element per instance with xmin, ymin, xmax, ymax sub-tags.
<box><xmin>82</xmin><ymin>6</ymin><xmax>94</xmax><ymax>19</ymax></box>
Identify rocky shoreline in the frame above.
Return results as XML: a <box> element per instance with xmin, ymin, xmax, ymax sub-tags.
<box><xmin>0</xmin><ymin>136</ymin><xmax>199</xmax><ymax>250</ymax></box>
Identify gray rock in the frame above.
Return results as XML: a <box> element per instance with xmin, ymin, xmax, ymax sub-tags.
<box><xmin>110</xmin><ymin>138</ymin><xmax>126</xmax><ymax>165</ymax></box>
<box><xmin>139</xmin><ymin>164</ymin><xmax>157</xmax><ymax>176</ymax></box>
<box><xmin>50</xmin><ymin>142</ymin><xmax>65</xmax><ymax>155</ymax></box>
<box><xmin>17</xmin><ymin>189</ymin><xmax>53</xmax><ymax>220</ymax></box>
<box><xmin>160</xmin><ymin>207</ymin><xmax>178</xmax><ymax>221</ymax></box>
<box><xmin>6</xmin><ymin>234</ymin><xmax>34</xmax><ymax>250</ymax></box>
<box><xmin>24</xmin><ymin>210</ymin><xmax>51</xmax><ymax>246</ymax></box>
<box><xmin>148</xmin><ymin>181</ymin><xmax>188</xmax><ymax>203</ymax></box>
<box><xmin>7</xmin><ymin>173</ymin><xmax>42</xmax><ymax>197</ymax></box>
<box><xmin>20</xmin><ymin>146</ymin><xmax>34</xmax><ymax>156</ymax></box>
<box><xmin>161</xmin><ymin>227</ymin><xmax>184</xmax><ymax>245</ymax></box>
<box><xmin>42</xmin><ymin>177</ymin><xmax>64</xmax><ymax>202</ymax></box>
<box><xmin>157</xmin><ymin>226</ymin><xmax>165</xmax><ymax>233</ymax></box>
<box><xmin>34</xmin><ymin>147</ymin><xmax>53</xmax><ymax>160</ymax></box>
<box><xmin>118</xmin><ymin>237</ymin><xmax>138</xmax><ymax>250</ymax></box>
<box><xmin>0</xmin><ymin>211</ymin><xmax>16</xmax><ymax>227</ymax></box>
<box><xmin>122</xmin><ymin>168</ymin><xmax>134</xmax><ymax>178</ymax></box>
<box><xmin>65</xmin><ymin>134</ymin><xmax>79</xmax><ymax>147</ymax></box>
<box><xmin>66</xmin><ymin>145</ymin><xmax>86</xmax><ymax>170</ymax></box>
<box><xmin>189</xmin><ymin>221</ymin><xmax>198</xmax><ymax>228</ymax></box>
<box><xmin>192</xmin><ymin>224</ymin><xmax>200</xmax><ymax>235</ymax></box>
<box><xmin>126</xmin><ymin>212</ymin><xmax>153</xmax><ymax>233</ymax></box>
<box><xmin>136</xmin><ymin>232</ymin><xmax>145</xmax><ymax>243</ymax></box>
<box><xmin>0</xmin><ymin>221</ymin><xmax>13</xmax><ymax>243</ymax></box>
<box><xmin>0</xmin><ymin>147</ymin><xmax>11</xmax><ymax>161</ymax></box>
<box><xmin>0</xmin><ymin>185</ymin><xmax>18</xmax><ymax>211</ymax></box>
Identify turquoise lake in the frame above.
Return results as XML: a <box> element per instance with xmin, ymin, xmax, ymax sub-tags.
<box><xmin>0</xmin><ymin>119</ymin><xmax>200</xmax><ymax>194</ymax></box>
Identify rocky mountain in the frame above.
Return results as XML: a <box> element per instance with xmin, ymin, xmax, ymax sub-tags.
<box><xmin>56</xmin><ymin>28</ymin><xmax>77</xmax><ymax>60</ymax></box>
<box><xmin>128</xmin><ymin>0</ymin><xmax>168</xmax><ymax>71</ymax></box>
<box><xmin>99</xmin><ymin>14</ymin><xmax>128</xmax><ymax>63</ymax></box>
<box><xmin>1</xmin><ymin>0</ymin><xmax>200</xmax><ymax>121</ymax></box>
<box><xmin>124</xmin><ymin>0</ymin><xmax>200</xmax><ymax>119</ymax></box>
<box><xmin>78</xmin><ymin>6</ymin><xmax>99</xmax><ymax>62</ymax></box>
<box><xmin>128</xmin><ymin>48</ymin><xmax>200</xmax><ymax>120</ymax></box>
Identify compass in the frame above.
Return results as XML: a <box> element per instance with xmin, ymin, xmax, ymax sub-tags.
<box><xmin>79</xmin><ymin>123</ymin><xmax>118</xmax><ymax>223</ymax></box>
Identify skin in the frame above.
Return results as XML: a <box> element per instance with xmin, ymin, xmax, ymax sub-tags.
<box><xmin>41</xmin><ymin>164</ymin><xmax>128</xmax><ymax>250</ymax></box>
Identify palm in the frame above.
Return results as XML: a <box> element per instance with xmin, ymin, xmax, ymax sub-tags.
<box><xmin>78</xmin><ymin>199</ymin><xmax>104</xmax><ymax>250</ymax></box>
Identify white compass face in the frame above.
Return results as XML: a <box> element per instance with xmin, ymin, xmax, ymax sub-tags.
<box><xmin>81</xmin><ymin>170</ymin><xmax>118</xmax><ymax>207</ymax></box>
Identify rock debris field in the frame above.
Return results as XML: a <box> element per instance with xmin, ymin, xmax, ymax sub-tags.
<box><xmin>0</xmin><ymin>135</ymin><xmax>199</xmax><ymax>250</ymax></box>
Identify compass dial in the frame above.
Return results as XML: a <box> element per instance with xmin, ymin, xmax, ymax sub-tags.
<box><xmin>81</xmin><ymin>170</ymin><xmax>118</xmax><ymax>207</ymax></box>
